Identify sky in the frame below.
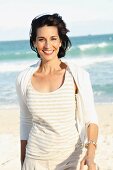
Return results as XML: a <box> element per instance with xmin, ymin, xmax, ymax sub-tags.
<box><xmin>0</xmin><ymin>0</ymin><xmax>113</xmax><ymax>41</ymax></box>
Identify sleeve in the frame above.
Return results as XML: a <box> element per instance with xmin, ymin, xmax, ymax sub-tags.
<box><xmin>16</xmin><ymin>74</ymin><xmax>32</xmax><ymax>140</ymax></box>
<box><xmin>82</xmin><ymin>71</ymin><xmax>98</xmax><ymax>127</ymax></box>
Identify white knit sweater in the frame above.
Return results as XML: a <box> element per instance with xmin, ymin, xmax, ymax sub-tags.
<box><xmin>16</xmin><ymin>59</ymin><xmax>98</xmax><ymax>144</ymax></box>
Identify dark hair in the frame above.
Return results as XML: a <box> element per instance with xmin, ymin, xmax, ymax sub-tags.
<box><xmin>29</xmin><ymin>13</ymin><xmax>71</xmax><ymax>58</ymax></box>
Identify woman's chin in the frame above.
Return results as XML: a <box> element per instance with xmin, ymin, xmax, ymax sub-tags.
<box><xmin>41</xmin><ymin>54</ymin><xmax>58</xmax><ymax>61</ymax></box>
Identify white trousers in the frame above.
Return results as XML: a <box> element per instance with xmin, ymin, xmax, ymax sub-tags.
<box><xmin>22</xmin><ymin>143</ymin><xmax>86</xmax><ymax>170</ymax></box>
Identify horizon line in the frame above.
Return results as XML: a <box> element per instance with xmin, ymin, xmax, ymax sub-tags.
<box><xmin>0</xmin><ymin>32</ymin><xmax>113</xmax><ymax>42</ymax></box>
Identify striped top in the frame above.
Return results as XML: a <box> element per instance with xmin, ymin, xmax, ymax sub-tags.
<box><xmin>26</xmin><ymin>69</ymin><xmax>79</xmax><ymax>160</ymax></box>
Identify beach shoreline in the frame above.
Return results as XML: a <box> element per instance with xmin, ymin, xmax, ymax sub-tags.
<box><xmin>0</xmin><ymin>103</ymin><xmax>113</xmax><ymax>170</ymax></box>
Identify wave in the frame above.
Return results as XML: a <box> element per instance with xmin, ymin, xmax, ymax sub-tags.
<box><xmin>67</xmin><ymin>42</ymin><xmax>113</xmax><ymax>57</ymax></box>
<box><xmin>78</xmin><ymin>42</ymin><xmax>108</xmax><ymax>51</ymax></box>
<box><xmin>94</xmin><ymin>84</ymin><xmax>113</xmax><ymax>94</ymax></box>
<box><xmin>0</xmin><ymin>60</ymin><xmax>36</xmax><ymax>72</ymax></box>
<box><xmin>0</xmin><ymin>51</ymin><xmax>36</xmax><ymax>61</ymax></box>
<box><xmin>64</xmin><ymin>56</ymin><xmax>113</xmax><ymax>67</ymax></box>
<box><xmin>0</xmin><ymin>42</ymin><xmax>113</xmax><ymax>62</ymax></box>
<box><xmin>0</xmin><ymin>56</ymin><xmax>113</xmax><ymax>73</ymax></box>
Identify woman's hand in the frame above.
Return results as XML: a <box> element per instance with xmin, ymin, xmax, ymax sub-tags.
<box><xmin>79</xmin><ymin>153</ymin><xmax>97</xmax><ymax>170</ymax></box>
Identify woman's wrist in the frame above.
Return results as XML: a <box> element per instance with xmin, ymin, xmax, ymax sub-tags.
<box><xmin>84</xmin><ymin>140</ymin><xmax>97</xmax><ymax>159</ymax></box>
<box><xmin>86</xmin><ymin>145</ymin><xmax>96</xmax><ymax>159</ymax></box>
<box><xmin>85</xmin><ymin>140</ymin><xmax>97</xmax><ymax>149</ymax></box>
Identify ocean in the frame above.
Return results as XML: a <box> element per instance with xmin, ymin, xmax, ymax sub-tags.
<box><xmin>0</xmin><ymin>34</ymin><xmax>113</xmax><ymax>108</ymax></box>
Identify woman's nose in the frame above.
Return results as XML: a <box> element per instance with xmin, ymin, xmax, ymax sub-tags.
<box><xmin>44</xmin><ymin>40</ymin><xmax>51</xmax><ymax>48</ymax></box>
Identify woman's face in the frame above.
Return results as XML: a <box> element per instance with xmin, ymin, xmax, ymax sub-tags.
<box><xmin>34</xmin><ymin>25</ymin><xmax>62</xmax><ymax>61</ymax></box>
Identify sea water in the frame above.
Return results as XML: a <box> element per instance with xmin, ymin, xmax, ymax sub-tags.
<box><xmin>0</xmin><ymin>34</ymin><xmax>113</xmax><ymax>108</ymax></box>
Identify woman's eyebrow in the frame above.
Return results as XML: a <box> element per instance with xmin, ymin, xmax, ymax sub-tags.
<box><xmin>37</xmin><ymin>35</ymin><xmax>58</xmax><ymax>38</ymax></box>
<box><xmin>37</xmin><ymin>36</ymin><xmax>45</xmax><ymax>39</ymax></box>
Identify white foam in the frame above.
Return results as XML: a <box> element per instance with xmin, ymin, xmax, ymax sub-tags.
<box><xmin>0</xmin><ymin>60</ymin><xmax>36</xmax><ymax>73</ymax></box>
<box><xmin>98</xmin><ymin>42</ymin><xmax>108</xmax><ymax>48</ymax></box>
<box><xmin>78</xmin><ymin>42</ymin><xmax>108</xmax><ymax>51</ymax></box>
<box><xmin>0</xmin><ymin>56</ymin><xmax>113</xmax><ymax>73</ymax></box>
<box><xmin>78</xmin><ymin>44</ymin><xmax>95</xmax><ymax>51</ymax></box>
<box><xmin>94</xmin><ymin>91</ymin><xmax>104</xmax><ymax>96</ymax></box>
<box><xmin>65</xmin><ymin>56</ymin><xmax>113</xmax><ymax>67</ymax></box>
<box><xmin>0</xmin><ymin>104</ymin><xmax>19</xmax><ymax>110</ymax></box>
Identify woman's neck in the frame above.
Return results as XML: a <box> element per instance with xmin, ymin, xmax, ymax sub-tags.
<box><xmin>39</xmin><ymin>58</ymin><xmax>62</xmax><ymax>75</ymax></box>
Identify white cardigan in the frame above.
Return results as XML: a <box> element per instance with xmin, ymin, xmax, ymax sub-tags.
<box><xmin>16</xmin><ymin>60</ymin><xmax>98</xmax><ymax>144</ymax></box>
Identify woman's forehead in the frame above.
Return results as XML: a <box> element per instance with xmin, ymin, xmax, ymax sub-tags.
<box><xmin>36</xmin><ymin>26</ymin><xmax>59</xmax><ymax>36</ymax></box>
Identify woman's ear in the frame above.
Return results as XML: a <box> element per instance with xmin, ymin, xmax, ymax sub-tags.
<box><xmin>33</xmin><ymin>41</ymin><xmax>37</xmax><ymax>48</ymax></box>
<box><xmin>59</xmin><ymin>40</ymin><xmax>62</xmax><ymax>47</ymax></box>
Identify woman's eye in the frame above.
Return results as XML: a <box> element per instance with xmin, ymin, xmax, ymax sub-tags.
<box><xmin>38</xmin><ymin>39</ymin><xmax>44</xmax><ymax>41</ymax></box>
<box><xmin>51</xmin><ymin>38</ymin><xmax>57</xmax><ymax>41</ymax></box>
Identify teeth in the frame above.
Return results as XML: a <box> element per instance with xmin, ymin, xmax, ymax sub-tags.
<box><xmin>43</xmin><ymin>50</ymin><xmax>53</xmax><ymax>54</ymax></box>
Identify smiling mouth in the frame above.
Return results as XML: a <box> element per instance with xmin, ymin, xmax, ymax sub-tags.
<box><xmin>43</xmin><ymin>50</ymin><xmax>54</xmax><ymax>55</ymax></box>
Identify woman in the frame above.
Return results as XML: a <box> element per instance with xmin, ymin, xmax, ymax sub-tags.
<box><xmin>16</xmin><ymin>13</ymin><xmax>99</xmax><ymax>170</ymax></box>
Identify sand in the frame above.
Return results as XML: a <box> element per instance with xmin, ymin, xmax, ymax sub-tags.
<box><xmin>0</xmin><ymin>104</ymin><xmax>113</xmax><ymax>170</ymax></box>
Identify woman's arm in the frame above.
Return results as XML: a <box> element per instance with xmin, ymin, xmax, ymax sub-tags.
<box><xmin>80</xmin><ymin>123</ymin><xmax>98</xmax><ymax>170</ymax></box>
<box><xmin>86</xmin><ymin>123</ymin><xmax>98</xmax><ymax>158</ymax></box>
<box><xmin>21</xmin><ymin>140</ymin><xmax>27</xmax><ymax>166</ymax></box>
<box><xmin>16</xmin><ymin>74</ymin><xmax>32</xmax><ymax>167</ymax></box>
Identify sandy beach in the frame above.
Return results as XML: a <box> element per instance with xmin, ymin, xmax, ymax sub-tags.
<box><xmin>0</xmin><ymin>104</ymin><xmax>113</xmax><ymax>170</ymax></box>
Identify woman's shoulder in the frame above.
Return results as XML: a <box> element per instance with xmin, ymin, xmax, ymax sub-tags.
<box><xmin>76</xmin><ymin>65</ymin><xmax>89</xmax><ymax>78</ymax></box>
<box><xmin>67</xmin><ymin>61</ymin><xmax>89</xmax><ymax>76</ymax></box>
<box><xmin>16</xmin><ymin>62</ymin><xmax>38</xmax><ymax>84</ymax></box>
<box><xmin>75</xmin><ymin>64</ymin><xmax>88</xmax><ymax>73</ymax></box>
